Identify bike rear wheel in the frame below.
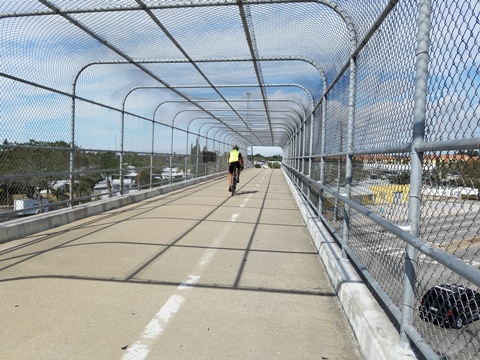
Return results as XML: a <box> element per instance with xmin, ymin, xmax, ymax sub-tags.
<box><xmin>231</xmin><ymin>175</ymin><xmax>237</xmax><ymax>196</ymax></box>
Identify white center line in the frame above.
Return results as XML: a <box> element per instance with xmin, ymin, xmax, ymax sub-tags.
<box><xmin>122</xmin><ymin>206</ymin><xmax>244</xmax><ymax>360</ymax></box>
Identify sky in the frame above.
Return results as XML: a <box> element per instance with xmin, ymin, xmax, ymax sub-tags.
<box><xmin>250</xmin><ymin>146</ymin><xmax>283</xmax><ymax>157</ymax></box>
<box><xmin>0</xmin><ymin>2</ymin><xmax>348</xmax><ymax>153</ymax></box>
<box><xmin>1</xmin><ymin>2</ymin><xmax>479</xmax><ymax>155</ymax></box>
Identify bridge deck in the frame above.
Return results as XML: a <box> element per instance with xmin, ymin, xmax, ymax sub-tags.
<box><xmin>0</xmin><ymin>169</ymin><xmax>362</xmax><ymax>360</ymax></box>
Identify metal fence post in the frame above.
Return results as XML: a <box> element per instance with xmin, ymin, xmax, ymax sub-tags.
<box><xmin>319</xmin><ymin>98</ymin><xmax>327</xmax><ymax>219</ymax></box>
<box><xmin>69</xmin><ymin>94</ymin><xmax>75</xmax><ymax>206</ymax></box>
<box><xmin>302</xmin><ymin>122</ymin><xmax>306</xmax><ymax>175</ymax></box>
<box><xmin>150</xmin><ymin>119</ymin><xmax>155</xmax><ymax>189</ymax></box>
<box><xmin>185</xmin><ymin>130</ymin><xmax>190</xmax><ymax>180</ymax></box>
<box><xmin>119</xmin><ymin>111</ymin><xmax>125</xmax><ymax>195</ymax></box>
<box><xmin>196</xmin><ymin>139</ymin><xmax>199</xmax><ymax>176</ymax></box>
<box><xmin>342</xmin><ymin>56</ymin><xmax>357</xmax><ymax>258</ymax></box>
<box><xmin>400</xmin><ymin>0</ymin><xmax>431</xmax><ymax>349</ymax></box>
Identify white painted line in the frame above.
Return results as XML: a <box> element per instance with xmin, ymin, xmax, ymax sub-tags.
<box><xmin>178</xmin><ymin>275</ymin><xmax>200</xmax><ymax>290</ymax></box>
<box><xmin>240</xmin><ymin>197</ymin><xmax>250</xmax><ymax>208</ymax></box>
<box><xmin>122</xmin><ymin>295</ymin><xmax>185</xmax><ymax>360</ymax></box>
<box><xmin>122</xmin><ymin>202</ymin><xmax>244</xmax><ymax>360</ymax></box>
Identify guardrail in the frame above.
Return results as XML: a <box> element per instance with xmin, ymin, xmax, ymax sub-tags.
<box><xmin>283</xmin><ymin>163</ymin><xmax>480</xmax><ymax>359</ymax></box>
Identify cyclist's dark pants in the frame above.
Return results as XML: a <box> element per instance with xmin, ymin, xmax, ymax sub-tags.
<box><xmin>229</xmin><ymin>161</ymin><xmax>241</xmax><ymax>174</ymax></box>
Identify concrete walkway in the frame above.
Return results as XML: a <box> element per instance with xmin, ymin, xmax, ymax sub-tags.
<box><xmin>0</xmin><ymin>169</ymin><xmax>372</xmax><ymax>359</ymax></box>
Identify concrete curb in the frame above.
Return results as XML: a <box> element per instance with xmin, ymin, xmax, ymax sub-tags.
<box><xmin>282</xmin><ymin>171</ymin><xmax>417</xmax><ymax>360</ymax></box>
<box><xmin>0</xmin><ymin>173</ymin><xmax>223</xmax><ymax>244</ymax></box>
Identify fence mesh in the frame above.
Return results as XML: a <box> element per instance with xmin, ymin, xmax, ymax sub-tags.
<box><xmin>284</xmin><ymin>1</ymin><xmax>480</xmax><ymax>359</ymax></box>
<box><xmin>1</xmin><ymin>1</ymin><xmax>480</xmax><ymax>359</ymax></box>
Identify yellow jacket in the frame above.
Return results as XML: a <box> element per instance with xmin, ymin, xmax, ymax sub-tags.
<box><xmin>229</xmin><ymin>149</ymin><xmax>240</xmax><ymax>163</ymax></box>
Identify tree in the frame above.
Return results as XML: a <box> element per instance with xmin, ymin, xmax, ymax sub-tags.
<box><xmin>389</xmin><ymin>171</ymin><xmax>411</xmax><ymax>185</ymax></box>
<box><xmin>136</xmin><ymin>169</ymin><xmax>151</xmax><ymax>189</ymax></box>
<box><xmin>98</xmin><ymin>151</ymin><xmax>119</xmax><ymax>171</ymax></box>
<box><xmin>190</xmin><ymin>137</ymin><xmax>201</xmax><ymax>156</ymax></box>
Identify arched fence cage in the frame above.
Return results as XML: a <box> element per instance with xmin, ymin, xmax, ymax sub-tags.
<box><xmin>1</xmin><ymin>1</ymin><xmax>479</xmax><ymax>359</ymax></box>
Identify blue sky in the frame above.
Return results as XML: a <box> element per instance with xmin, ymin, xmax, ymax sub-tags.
<box><xmin>1</xmin><ymin>2</ymin><xmax>479</xmax><ymax>154</ymax></box>
<box><xmin>251</xmin><ymin>146</ymin><xmax>283</xmax><ymax>157</ymax></box>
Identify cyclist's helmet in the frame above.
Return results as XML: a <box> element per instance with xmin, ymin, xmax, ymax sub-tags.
<box><xmin>233</xmin><ymin>145</ymin><xmax>239</xmax><ymax>150</ymax></box>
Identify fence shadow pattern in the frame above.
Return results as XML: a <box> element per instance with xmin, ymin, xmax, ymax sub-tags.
<box><xmin>1</xmin><ymin>1</ymin><xmax>479</xmax><ymax>359</ymax></box>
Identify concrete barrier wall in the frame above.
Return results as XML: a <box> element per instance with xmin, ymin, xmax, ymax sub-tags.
<box><xmin>282</xmin><ymin>170</ymin><xmax>417</xmax><ymax>360</ymax></box>
<box><xmin>0</xmin><ymin>174</ymin><xmax>222</xmax><ymax>244</ymax></box>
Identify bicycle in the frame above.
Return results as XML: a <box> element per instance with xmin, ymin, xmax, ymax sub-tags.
<box><xmin>231</xmin><ymin>168</ymin><xmax>238</xmax><ymax>196</ymax></box>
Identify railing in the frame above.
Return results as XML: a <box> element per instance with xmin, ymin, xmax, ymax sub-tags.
<box><xmin>1</xmin><ymin>1</ymin><xmax>479</xmax><ymax>358</ymax></box>
<box><xmin>282</xmin><ymin>0</ymin><xmax>480</xmax><ymax>358</ymax></box>
<box><xmin>0</xmin><ymin>144</ymin><xmax>229</xmax><ymax>223</ymax></box>
<box><xmin>284</xmin><ymin>164</ymin><xmax>480</xmax><ymax>359</ymax></box>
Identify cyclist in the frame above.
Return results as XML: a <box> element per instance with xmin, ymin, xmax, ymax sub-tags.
<box><xmin>228</xmin><ymin>144</ymin><xmax>244</xmax><ymax>192</ymax></box>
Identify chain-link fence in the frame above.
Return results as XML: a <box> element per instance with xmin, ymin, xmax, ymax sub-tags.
<box><xmin>1</xmin><ymin>73</ymin><xmax>232</xmax><ymax>219</ymax></box>
<box><xmin>284</xmin><ymin>1</ymin><xmax>480</xmax><ymax>359</ymax></box>
<box><xmin>1</xmin><ymin>1</ymin><xmax>479</xmax><ymax>359</ymax></box>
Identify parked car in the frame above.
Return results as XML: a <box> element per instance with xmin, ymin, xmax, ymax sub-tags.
<box><xmin>419</xmin><ymin>283</ymin><xmax>480</xmax><ymax>329</ymax></box>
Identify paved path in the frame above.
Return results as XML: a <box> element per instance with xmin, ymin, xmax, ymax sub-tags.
<box><xmin>0</xmin><ymin>169</ymin><xmax>363</xmax><ymax>360</ymax></box>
